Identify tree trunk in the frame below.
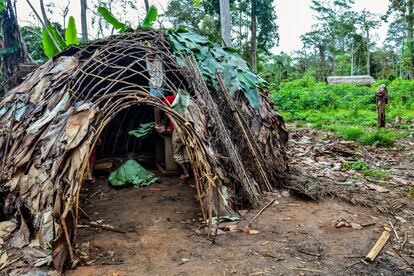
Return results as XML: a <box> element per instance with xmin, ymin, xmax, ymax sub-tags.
<box><xmin>219</xmin><ymin>0</ymin><xmax>232</xmax><ymax>47</ymax></box>
<box><xmin>250</xmin><ymin>0</ymin><xmax>257</xmax><ymax>71</ymax></box>
<box><xmin>318</xmin><ymin>45</ymin><xmax>326</xmax><ymax>82</ymax></box>
<box><xmin>1</xmin><ymin>0</ymin><xmax>26</xmax><ymax>92</ymax></box>
<box><xmin>144</xmin><ymin>0</ymin><xmax>150</xmax><ymax>12</ymax></box>
<box><xmin>39</xmin><ymin>0</ymin><xmax>50</xmax><ymax>25</ymax></box>
<box><xmin>239</xmin><ymin>1</ymin><xmax>242</xmax><ymax>50</ymax></box>
<box><xmin>351</xmin><ymin>52</ymin><xmax>354</xmax><ymax>76</ymax></box>
<box><xmin>408</xmin><ymin>0</ymin><xmax>414</xmax><ymax>78</ymax></box>
<box><xmin>408</xmin><ymin>0</ymin><xmax>413</xmax><ymax>44</ymax></box>
<box><xmin>80</xmin><ymin>0</ymin><xmax>88</xmax><ymax>42</ymax></box>
<box><xmin>366</xmin><ymin>28</ymin><xmax>371</xmax><ymax>76</ymax></box>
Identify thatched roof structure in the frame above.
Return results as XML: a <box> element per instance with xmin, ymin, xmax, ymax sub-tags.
<box><xmin>327</xmin><ymin>75</ymin><xmax>375</xmax><ymax>85</ymax></box>
<box><xmin>0</xmin><ymin>30</ymin><xmax>289</xmax><ymax>270</ymax></box>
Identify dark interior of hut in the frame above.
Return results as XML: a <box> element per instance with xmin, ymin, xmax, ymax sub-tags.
<box><xmin>97</xmin><ymin>106</ymin><xmax>156</xmax><ymax>166</ymax></box>
<box><xmin>91</xmin><ymin>104</ymin><xmax>184</xmax><ymax>183</ymax></box>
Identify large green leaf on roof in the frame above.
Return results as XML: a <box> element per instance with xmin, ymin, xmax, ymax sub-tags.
<box><xmin>176</xmin><ymin>31</ymin><xmax>209</xmax><ymax>45</ymax></box>
<box><xmin>42</xmin><ymin>29</ymin><xmax>57</xmax><ymax>58</ymax></box>
<box><xmin>167</xmin><ymin>28</ymin><xmax>264</xmax><ymax>109</ymax></box>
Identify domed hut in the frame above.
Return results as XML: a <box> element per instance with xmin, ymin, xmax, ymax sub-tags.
<box><xmin>0</xmin><ymin>29</ymin><xmax>289</xmax><ymax>270</ymax></box>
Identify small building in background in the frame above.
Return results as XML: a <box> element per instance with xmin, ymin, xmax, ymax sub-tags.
<box><xmin>327</xmin><ymin>75</ymin><xmax>376</xmax><ymax>85</ymax></box>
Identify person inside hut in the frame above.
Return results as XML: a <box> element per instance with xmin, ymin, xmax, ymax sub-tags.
<box><xmin>155</xmin><ymin>93</ymin><xmax>191</xmax><ymax>181</ymax></box>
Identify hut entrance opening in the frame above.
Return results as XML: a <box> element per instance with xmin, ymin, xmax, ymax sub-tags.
<box><xmin>76</xmin><ymin>103</ymin><xmax>199</xmax><ymax>268</ymax></box>
<box><xmin>91</xmin><ymin>104</ymin><xmax>185</xmax><ymax>184</ymax></box>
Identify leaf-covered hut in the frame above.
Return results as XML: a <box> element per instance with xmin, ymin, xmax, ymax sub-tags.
<box><xmin>0</xmin><ymin>29</ymin><xmax>289</xmax><ymax>270</ymax></box>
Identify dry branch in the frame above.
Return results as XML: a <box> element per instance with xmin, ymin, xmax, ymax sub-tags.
<box><xmin>248</xmin><ymin>198</ymin><xmax>277</xmax><ymax>227</ymax></box>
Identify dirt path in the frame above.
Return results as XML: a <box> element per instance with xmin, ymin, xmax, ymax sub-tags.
<box><xmin>68</xmin><ymin>174</ymin><xmax>413</xmax><ymax>275</ymax></box>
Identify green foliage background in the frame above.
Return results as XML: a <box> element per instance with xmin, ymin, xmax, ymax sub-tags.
<box><xmin>272</xmin><ymin>78</ymin><xmax>414</xmax><ymax>147</ymax></box>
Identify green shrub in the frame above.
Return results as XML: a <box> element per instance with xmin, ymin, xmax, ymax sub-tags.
<box><xmin>407</xmin><ymin>187</ymin><xmax>414</xmax><ymax>199</ymax></box>
<box><xmin>342</xmin><ymin>161</ymin><xmax>370</xmax><ymax>171</ymax></box>
<box><xmin>339</xmin><ymin>127</ymin><xmax>365</xmax><ymax>141</ymax></box>
<box><xmin>359</xmin><ymin>130</ymin><xmax>395</xmax><ymax>147</ymax></box>
<box><xmin>342</xmin><ymin>161</ymin><xmax>389</xmax><ymax>180</ymax></box>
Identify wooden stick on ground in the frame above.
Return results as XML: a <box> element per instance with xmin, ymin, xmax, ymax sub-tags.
<box><xmin>81</xmin><ymin>222</ymin><xmax>126</xmax><ymax>234</ymax></box>
<box><xmin>365</xmin><ymin>230</ymin><xmax>391</xmax><ymax>262</ymax></box>
<box><xmin>78</xmin><ymin>207</ymin><xmax>126</xmax><ymax>234</ymax></box>
<box><xmin>345</xmin><ymin>260</ymin><xmax>361</xmax><ymax>268</ymax></box>
<box><xmin>392</xmin><ymin>242</ymin><xmax>414</xmax><ymax>271</ymax></box>
<box><xmin>297</xmin><ymin>249</ymin><xmax>322</xmax><ymax>257</ymax></box>
<box><xmin>248</xmin><ymin>198</ymin><xmax>277</xmax><ymax>227</ymax></box>
<box><xmin>361</xmin><ymin>222</ymin><xmax>376</xmax><ymax>228</ymax></box>
<box><xmin>290</xmin><ymin>267</ymin><xmax>322</xmax><ymax>273</ymax></box>
<box><xmin>389</xmin><ymin>221</ymin><xmax>400</xmax><ymax>240</ymax></box>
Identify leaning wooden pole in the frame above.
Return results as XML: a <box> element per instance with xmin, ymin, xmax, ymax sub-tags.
<box><xmin>144</xmin><ymin>0</ymin><xmax>150</xmax><ymax>12</ymax></box>
<box><xmin>217</xmin><ymin>73</ymin><xmax>272</xmax><ymax>192</ymax></box>
<box><xmin>186</xmin><ymin>56</ymin><xmax>261</xmax><ymax>207</ymax></box>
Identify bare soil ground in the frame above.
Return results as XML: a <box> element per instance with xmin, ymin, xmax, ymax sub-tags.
<box><xmin>67</xmin><ymin>127</ymin><xmax>414</xmax><ymax>276</ymax></box>
<box><xmin>66</xmin><ymin>129</ymin><xmax>414</xmax><ymax>276</ymax></box>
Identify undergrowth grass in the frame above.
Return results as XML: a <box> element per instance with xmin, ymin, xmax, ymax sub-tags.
<box><xmin>342</xmin><ymin>161</ymin><xmax>389</xmax><ymax>180</ymax></box>
<box><xmin>407</xmin><ymin>187</ymin><xmax>414</xmax><ymax>199</ymax></box>
<box><xmin>273</xmin><ymin>77</ymin><xmax>414</xmax><ymax>147</ymax></box>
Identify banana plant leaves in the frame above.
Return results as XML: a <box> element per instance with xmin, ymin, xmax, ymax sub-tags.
<box><xmin>97</xmin><ymin>7</ymin><xmax>128</xmax><ymax>32</ymax></box>
<box><xmin>140</xmin><ymin>5</ymin><xmax>158</xmax><ymax>29</ymax></box>
<box><xmin>128</xmin><ymin>122</ymin><xmax>155</xmax><ymax>138</ymax></box>
<box><xmin>65</xmin><ymin>16</ymin><xmax>79</xmax><ymax>46</ymax></box>
<box><xmin>167</xmin><ymin>29</ymin><xmax>264</xmax><ymax>109</ymax></box>
<box><xmin>97</xmin><ymin>7</ymin><xmax>133</xmax><ymax>33</ymax></box>
<box><xmin>109</xmin><ymin>160</ymin><xmax>157</xmax><ymax>188</ymax></box>
<box><xmin>42</xmin><ymin>24</ymin><xmax>65</xmax><ymax>58</ymax></box>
